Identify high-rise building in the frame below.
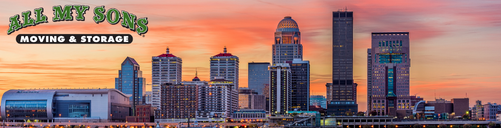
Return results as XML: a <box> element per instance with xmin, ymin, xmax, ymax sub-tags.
<box><xmin>287</xmin><ymin>58</ymin><xmax>310</xmax><ymax>111</ymax></box>
<box><xmin>368</xmin><ymin>32</ymin><xmax>411</xmax><ymax>116</ymax></box>
<box><xmin>210</xmin><ymin>47</ymin><xmax>239</xmax><ymax>89</ymax></box>
<box><xmin>115</xmin><ymin>57</ymin><xmax>146</xmax><ymax>115</ymax></box>
<box><xmin>154</xmin><ymin>83</ymin><xmax>197</xmax><ymax>120</ymax></box>
<box><xmin>310</xmin><ymin>95</ymin><xmax>327</xmax><ymax>109</ymax></box>
<box><xmin>269</xmin><ymin>63</ymin><xmax>291</xmax><ymax>114</ymax></box>
<box><xmin>144</xmin><ymin>91</ymin><xmax>152</xmax><ymax>105</ymax></box>
<box><xmin>239</xmin><ymin>88</ymin><xmax>266</xmax><ymax>110</ymax></box>
<box><xmin>272</xmin><ymin>16</ymin><xmax>302</xmax><ymax>64</ymax></box>
<box><xmin>248</xmin><ymin>62</ymin><xmax>270</xmax><ymax>95</ymax></box>
<box><xmin>197</xmin><ymin>77</ymin><xmax>238</xmax><ymax>118</ymax></box>
<box><xmin>328</xmin><ymin>11</ymin><xmax>358</xmax><ymax>116</ymax></box>
<box><xmin>367</xmin><ymin>49</ymin><xmax>372</xmax><ymax>113</ymax></box>
<box><xmin>151</xmin><ymin>47</ymin><xmax>182</xmax><ymax>109</ymax></box>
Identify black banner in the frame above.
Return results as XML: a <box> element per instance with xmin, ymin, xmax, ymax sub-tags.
<box><xmin>16</xmin><ymin>34</ymin><xmax>133</xmax><ymax>44</ymax></box>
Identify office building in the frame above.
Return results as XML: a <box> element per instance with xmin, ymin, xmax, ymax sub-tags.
<box><xmin>452</xmin><ymin>98</ymin><xmax>469</xmax><ymax>117</ymax></box>
<box><xmin>269</xmin><ymin>63</ymin><xmax>291</xmax><ymax>114</ymax></box>
<box><xmin>248</xmin><ymin>62</ymin><xmax>270</xmax><ymax>95</ymax></box>
<box><xmin>1</xmin><ymin>89</ymin><xmax>130</xmax><ymax>122</ymax></box>
<box><xmin>310</xmin><ymin>95</ymin><xmax>327</xmax><ymax>109</ymax></box>
<box><xmin>115</xmin><ymin>57</ymin><xmax>146</xmax><ymax>115</ymax></box>
<box><xmin>143</xmin><ymin>91</ymin><xmax>152</xmax><ymax>105</ymax></box>
<box><xmin>287</xmin><ymin>59</ymin><xmax>310</xmax><ymax>111</ymax></box>
<box><xmin>210</xmin><ymin>47</ymin><xmax>239</xmax><ymax>89</ymax></box>
<box><xmin>484</xmin><ymin>102</ymin><xmax>500</xmax><ymax>121</ymax></box>
<box><xmin>472</xmin><ymin>100</ymin><xmax>484</xmax><ymax>120</ymax></box>
<box><xmin>367</xmin><ymin>49</ymin><xmax>372</xmax><ymax>113</ymax></box>
<box><xmin>126</xmin><ymin>104</ymin><xmax>154</xmax><ymax>122</ymax></box>
<box><xmin>197</xmin><ymin>78</ymin><xmax>238</xmax><ymax>119</ymax></box>
<box><xmin>272</xmin><ymin>16</ymin><xmax>302</xmax><ymax>64</ymax></box>
<box><xmin>151</xmin><ymin>47</ymin><xmax>182</xmax><ymax>109</ymax></box>
<box><xmin>368</xmin><ymin>32</ymin><xmax>411</xmax><ymax>116</ymax></box>
<box><xmin>328</xmin><ymin>10</ymin><xmax>358</xmax><ymax>116</ymax></box>
<box><xmin>239</xmin><ymin>88</ymin><xmax>266</xmax><ymax>110</ymax></box>
<box><xmin>154</xmin><ymin>83</ymin><xmax>197</xmax><ymax>121</ymax></box>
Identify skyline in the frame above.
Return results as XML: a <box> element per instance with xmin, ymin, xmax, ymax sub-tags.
<box><xmin>1</xmin><ymin>0</ymin><xmax>501</xmax><ymax>112</ymax></box>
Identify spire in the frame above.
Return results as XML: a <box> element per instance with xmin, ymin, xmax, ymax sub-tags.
<box><xmin>166</xmin><ymin>47</ymin><xmax>170</xmax><ymax>54</ymax></box>
<box><xmin>224</xmin><ymin>46</ymin><xmax>227</xmax><ymax>53</ymax></box>
<box><xmin>195</xmin><ymin>68</ymin><xmax>198</xmax><ymax>77</ymax></box>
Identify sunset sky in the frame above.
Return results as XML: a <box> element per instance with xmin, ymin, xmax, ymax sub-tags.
<box><xmin>1</xmin><ymin>0</ymin><xmax>500</xmax><ymax>111</ymax></box>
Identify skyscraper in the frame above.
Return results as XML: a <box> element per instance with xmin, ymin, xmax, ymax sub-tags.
<box><xmin>248</xmin><ymin>62</ymin><xmax>270</xmax><ymax>95</ymax></box>
<box><xmin>197</xmin><ymin>78</ymin><xmax>238</xmax><ymax>118</ymax></box>
<box><xmin>287</xmin><ymin>58</ymin><xmax>310</xmax><ymax>111</ymax></box>
<box><xmin>328</xmin><ymin>10</ymin><xmax>357</xmax><ymax>115</ymax></box>
<box><xmin>269</xmin><ymin>63</ymin><xmax>291</xmax><ymax>114</ymax></box>
<box><xmin>115</xmin><ymin>57</ymin><xmax>146</xmax><ymax>115</ymax></box>
<box><xmin>367</xmin><ymin>48</ymin><xmax>372</xmax><ymax>113</ymax></box>
<box><xmin>152</xmin><ymin>47</ymin><xmax>182</xmax><ymax>109</ymax></box>
<box><xmin>154</xmin><ymin>83</ymin><xmax>197</xmax><ymax>120</ymax></box>
<box><xmin>210</xmin><ymin>47</ymin><xmax>239</xmax><ymax>89</ymax></box>
<box><xmin>272</xmin><ymin>16</ymin><xmax>302</xmax><ymax>64</ymax></box>
<box><xmin>368</xmin><ymin>32</ymin><xmax>411</xmax><ymax>116</ymax></box>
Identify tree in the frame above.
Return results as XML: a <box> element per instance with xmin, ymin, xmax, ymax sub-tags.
<box><xmin>488</xmin><ymin>122</ymin><xmax>496</xmax><ymax>128</ymax></box>
<box><xmin>370</xmin><ymin>111</ymin><xmax>378</xmax><ymax>116</ymax></box>
<box><xmin>462</xmin><ymin>114</ymin><xmax>469</xmax><ymax>120</ymax></box>
<box><xmin>463</xmin><ymin>124</ymin><xmax>472</xmax><ymax>128</ymax></box>
<box><xmin>248</xmin><ymin>124</ymin><xmax>258</xmax><ymax>128</ymax></box>
<box><xmin>346</xmin><ymin>111</ymin><xmax>354</xmax><ymax>116</ymax></box>
<box><xmin>357</xmin><ymin>112</ymin><xmax>365</xmax><ymax>116</ymax></box>
<box><xmin>413</xmin><ymin>123</ymin><xmax>422</xmax><ymax>128</ymax></box>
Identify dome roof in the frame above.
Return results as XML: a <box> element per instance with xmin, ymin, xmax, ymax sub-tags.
<box><xmin>276</xmin><ymin>16</ymin><xmax>299</xmax><ymax>32</ymax></box>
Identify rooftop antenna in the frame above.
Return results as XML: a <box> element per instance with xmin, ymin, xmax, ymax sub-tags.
<box><xmin>223</xmin><ymin>46</ymin><xmax>227</xmax><ymax>53</ymax></box>
<box><xmin>345</xmin><ymin>6</ymin><xmax>348</xmax><ymax>12</ymax></box>
<box><xmin>166</xmin><ymin>47</ymin><xmax>170</xmax><ymax>54</ymax></box>
<box><xmin>195</xmin><ymin>68</ymin><xmax>198</xmax><ymax>77</ymax></box>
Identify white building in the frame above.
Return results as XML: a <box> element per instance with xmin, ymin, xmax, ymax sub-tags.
<box><xmin>196</xmin><ymin>77</ymin><xmax>238</xmax><ymax>120</ymax></box>
<box><xmin>151</xmin><ymin>47</ymin><xmax>182</xmax><ymax>109</ymax></box>
<box><xmin>1</xmin><ymin>89</ymin><xmax>130</xmax><ymax>122</ymax></box>
<box><xmin>210</xmin><ymin>47</ymin><xmax>239</xmax><ymax>89</ymax></box>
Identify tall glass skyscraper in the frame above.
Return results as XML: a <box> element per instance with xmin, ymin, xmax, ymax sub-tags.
<box><xmin>272</xmin><ymin>16</ymin><xmax>302</xmax><ymax>64</ymax></box>
<box><xmin>327</xmin><ymin>11</ymin><xmax>358</xmax><ymax>116</ymax></box>
<box><xmin>368</xmin><ymin>32</ymin><xmax>411</xmax><ymax>116</ymax></box>
<box><xmin>210</xmin><ymin>47</ymin><xmax>239</xmax><ymax>89</ymax></box>
<box><xmin>248</xmin><ymin>62</ymin><xmax>270</xmax><ymax>95</ymax></box>
<box><xmin>151</xmin><ymin>47</ymin><xmax>182</xmax><ymax>109</ymax></box>
<box><xmin>115</xmin><ymin>57</ymin><xmax>146</xmax><ymax>115</ymax></box>
<box><xmin>287</xmin><ymin>58</ymin><xmax>310</xmax><ymax>111</ymax></box>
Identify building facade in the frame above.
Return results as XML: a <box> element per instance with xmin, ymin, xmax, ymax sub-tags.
<box><xmin>197</xmin><ymin>78</ymin><xmax>238</xmax><ymax>119</ymax></box>
<box><xmin>210</xmin><ymin>47</ymin><xmax>239</xmax><ymax>89</ymax></box>
<box><xmin>152</xmin><ymin>47</ymin><xmax>182</xmax><ymax>109</ymax></box>
<box><xmin>238</xmin><ymin>88</ymin><xmax>266</xmax><ymax>110</ymax></box>
<box><xmin>368</xmin><ymin>32</ymin><xmax>411</xmax><ymax>116</ymax></box>
<box><xmin>310</xmin><ymin>95</ymin><xmax>327</xmax><ymax>109</ymax></box>
<box><xmin>115</xmin><ymin>57</ymin><xmax>146</xmax><ymax>115</ymax></box>
<box><xmin>287</xmin><ymin>59</ymin><xmax>310</xmax><ymax>111</ymax></box>
<box><xmin>269</xmin><ymin>63</ymin><xmax>291</xmax><ymax>114</ymax></box>
<box><xmin>143</xmin><ymin>91</ymin><xmax>152</xmax><ymax>105</ymax></box>
<box><xmin>154</xmin><ymin>83</ymin><xmax>197</xmax><ymax>120</ymax></box>
<box><xmin>328</xmin><ymin>10</ymin><xmax>358</xmax><ymax>116</ymax></box>
<box><xmin>272</xmin><ymin>16</ymin><xmax>302</xmax><ymax>64</ymax></box>
<box><xmin>451</xmin><ymin>98</ymin><xmax>469</xmax><ymax>117</ymax></box>
<box><xmin>248</xmin><ymin>62</ymin><xmax>270</xmax><ymax>95</ymax></box>
<box><xmin>1</xmin><ymin>89</ymin><xmax>130</xmax><ymax>122</ymax></box>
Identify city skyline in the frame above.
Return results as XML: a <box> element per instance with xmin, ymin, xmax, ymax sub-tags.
<box><xmin>1</xmin><ymin>0</ymin><xmax>501</xmax><ymax>112</ymax></box>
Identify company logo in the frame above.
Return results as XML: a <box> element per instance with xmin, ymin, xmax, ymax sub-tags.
<box><xmin>7</xmin><ymin>5</ymin><xmax>148</xmax><ymax>44</ymax></box>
